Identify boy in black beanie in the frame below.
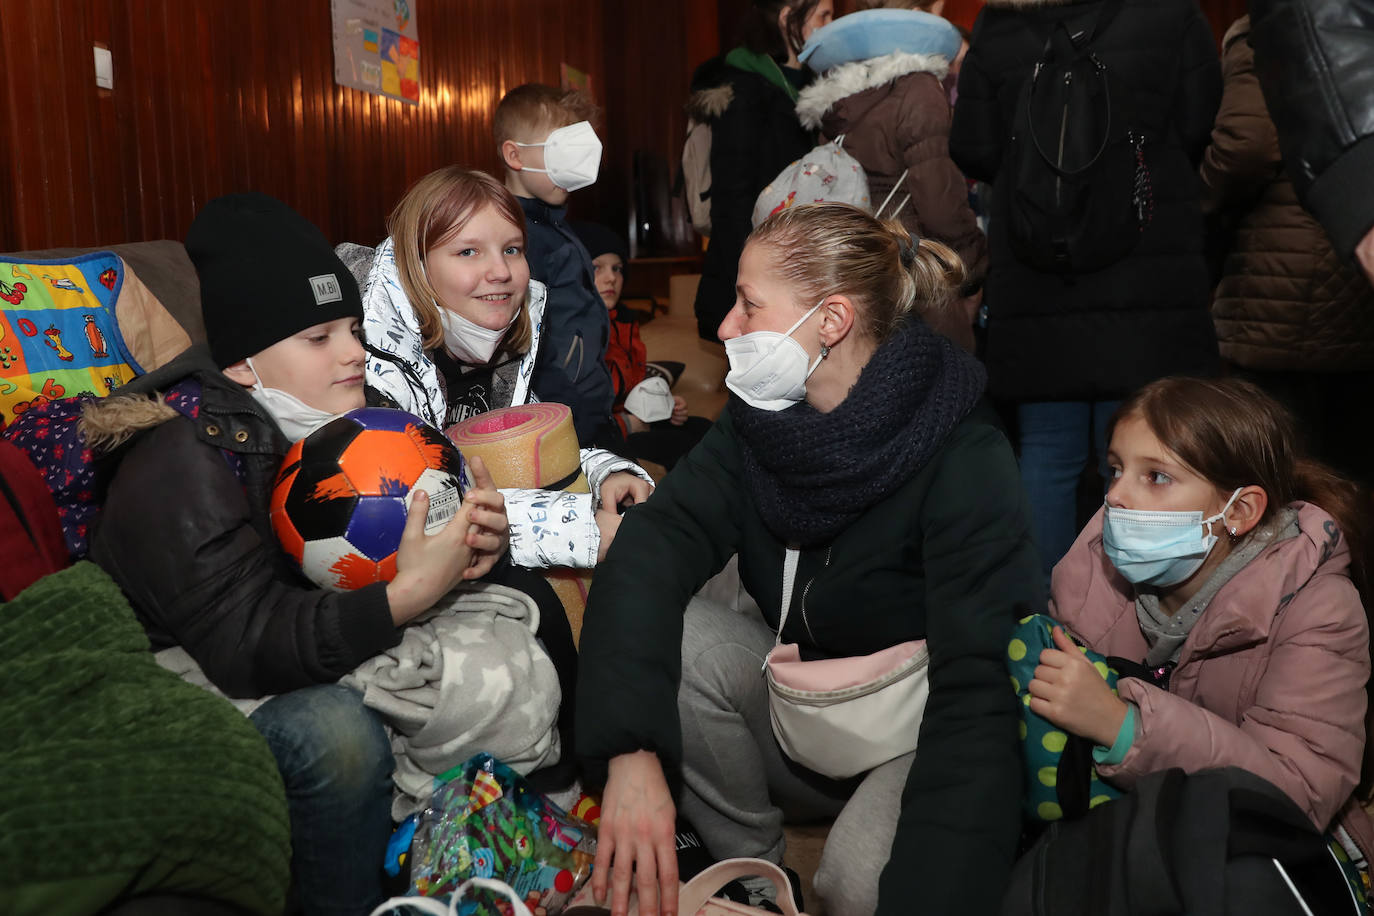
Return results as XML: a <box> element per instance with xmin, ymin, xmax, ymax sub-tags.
<box><xmin>86</xmin><ymin>193</ymin><xmax>507</xmax><ymax>912</ymax></box>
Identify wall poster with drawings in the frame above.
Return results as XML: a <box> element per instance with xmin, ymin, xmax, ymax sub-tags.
<box><xmin>332</xmin><ymin>0</ymin><xmax>420</xmax><ymax>104</ymax></box>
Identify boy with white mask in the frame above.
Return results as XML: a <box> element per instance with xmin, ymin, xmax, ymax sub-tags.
<box><xmin>85</xmin><ymin>192</ymin><xmax>507</xmax><ymax>911</ymax></box>
<box><xmin>495</xmin><ymin>83</ymin><xmax>619</xmax><ymax>449</ymax></box>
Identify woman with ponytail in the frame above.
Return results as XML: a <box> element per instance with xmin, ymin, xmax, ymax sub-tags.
<box><xmin>1030</xmin><ymin>376</ymin><xmax>1374</xmax><ymax>886</ymax></box>
<box><xmin>577</xmin><ymin>202</ymin><xmax>1042</xmax><ymax>916</ymax></box>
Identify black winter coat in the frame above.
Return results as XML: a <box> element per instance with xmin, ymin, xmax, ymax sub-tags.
<box><xmin>89</xmin><ymin>346</ymin><xmax>397</xmax><ymax>698</ymax></box>
<box><xmin>576</xmin><ymin>402</ymin><xmax>1044</xmax><ymax>916</ymax></box>
<box><xmin>689</xmin><ymin>55</ymin><xmax>814</xmax><ymax>342</ymax></box>
<box><xmin>521</xmin><ymin>196</ymin><xmax>616</xmax><ymax>447</ymax></box>
<box><xmin>950</xmin><ymin>0</ymin><xmax>1222</xmax><ymax>402</ymax></box>
<box><xmin>1251</xmin><ymin>0</ymin><xmax>1374</xmax><ymax>258</ymax></box>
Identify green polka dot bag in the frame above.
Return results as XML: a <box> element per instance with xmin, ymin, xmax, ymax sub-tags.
<box><xmin>1007</xmin><ymin>614</ymin><xmax>1124</xmax><ymax>823</ymax></box>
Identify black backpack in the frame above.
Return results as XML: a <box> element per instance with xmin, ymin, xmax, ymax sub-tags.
<box><xmin>1001</xmin><ymin>767</ymin><xmax>1366</xmax><ymax>916</ymax></box>
<box><xmin>1004</xmin><ymin>0</ymin><xmax>1152</xmax><ymax>274</ymax></box>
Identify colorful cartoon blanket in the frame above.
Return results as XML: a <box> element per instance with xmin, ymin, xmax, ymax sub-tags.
<box><xmin>0</xmin><ymin>253</ymin><xmax>142</xmax><ymax>427</ymax></box>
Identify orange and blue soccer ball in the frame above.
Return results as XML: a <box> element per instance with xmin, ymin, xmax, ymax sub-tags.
<box><xmin>270</xmin><ymin>408</ymin><xmax>467</xmax><ymax>591</ymax></box>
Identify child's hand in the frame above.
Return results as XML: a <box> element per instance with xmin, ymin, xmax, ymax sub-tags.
<box><xmin>595</xmin><ymin>508</ymin><xmax>622</xmax><ymax>563</ymax></box>
<box><xmin>599</xmin><ymin>470</ymin><xmax>651</xmax><ymax>511</ymax></box>
<box><xmin>1027</xmin><ymin>627</ymin><xmax>1128</xmax><ymax>748</ymax></box>
<box><xmin>460</xmin><ymin>455</ymin><xmax>508</xmax><ymax>581</ymax></box>
<box><xmin>670</xmin><ymin>396</ymin><xmax>688</xmax><ymax>426</ymax></box>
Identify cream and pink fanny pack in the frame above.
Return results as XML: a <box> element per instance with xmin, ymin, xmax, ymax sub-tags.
<box><xmin>764</xmin><ymin>548</ymin><xmax>930</xmax><ymax>780</ymax></box>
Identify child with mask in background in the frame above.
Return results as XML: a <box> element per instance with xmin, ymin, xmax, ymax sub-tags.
<box><xmin>570</xmin><ymin>220</ymin><xmax>713</xmax><ymax>472</ymax></box>
<box><xmin>83</xmin><ymin>193</ymin><xmax>508</xmax><ymax>912</ymax></box>
<box><xmin>494</xmin><ymin>83</ymin><xmax>618</xmax><ymax>449</ymax></box>
<box><xmin>1030</xmin><ymin>377</ymin><xmax>1374</xmax><ymax>887</ymax></box>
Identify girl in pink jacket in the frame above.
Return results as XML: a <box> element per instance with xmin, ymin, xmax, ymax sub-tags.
<box><xmin>1029</xmin><ymin>376</ymin><xmax>1374</xmax><ymax>869</ymax></box>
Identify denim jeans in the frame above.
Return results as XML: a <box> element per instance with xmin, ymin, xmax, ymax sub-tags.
<box><xmin>250</xmin><ymin>684</ymin><xmax>394</xmax><ymax>916</ymax></box>
<box><xmin>1016</xmin><ymin>400</ymin><xmax>1121</xmax><ymax>583</ymax></box>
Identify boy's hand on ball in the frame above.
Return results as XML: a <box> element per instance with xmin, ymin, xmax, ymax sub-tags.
<box><xmin>387</xmin><ymin>488</ymin><xmax>475</xmax><ymax>623</ymax></box>
<box><xmin>459</xmin><ymin>455</ymin><xmax>509</xmax><ymax>580</ymax></box>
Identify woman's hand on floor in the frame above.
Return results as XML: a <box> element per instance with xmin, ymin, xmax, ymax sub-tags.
<box><xmin>595</xmin><ymin>750</ymin><xmax>679</xmax><ymax>916</ymax></box>
<box><xmin>1028</xmin><ymin>627</ymin><xmax>1128</xmax><ymax>747</ymax></box>
<box><xmin>459</xmin><ymin>455</ymin><xmax>508</xmax><ymax>580</ymax></box>
<box><xmin>670</xmin><ymin>396</ymin><xmax>688</xmax><ymax>426</ymax></box>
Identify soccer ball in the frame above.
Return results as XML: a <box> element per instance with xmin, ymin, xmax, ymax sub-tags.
<box><xmin>270</xmin><ymin>407</ymin><xmax>467</xmax><ymax>591</ymax></box>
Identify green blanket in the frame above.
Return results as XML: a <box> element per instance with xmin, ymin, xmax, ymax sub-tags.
<box><xmin>0</xmin><ymin>562</ymin><xmax>290</xmax><ymax>915</ymax></box>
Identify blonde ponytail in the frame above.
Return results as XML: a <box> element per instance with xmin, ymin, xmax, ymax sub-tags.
<box><xmin>749</xmin><ymin>202</ymin><xmax>967</xmax><ymax>343</ymax></box>
<box><xmin>885</xmin><ymin>219</ymin><xmax>965</xmax><ymax>330</ymax></box>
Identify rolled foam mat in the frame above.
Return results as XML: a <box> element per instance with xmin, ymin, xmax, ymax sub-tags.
<box><xmin>446</xmin><ymin>403</ymin><xmax>594</xmax><ymax>642</ymax></box>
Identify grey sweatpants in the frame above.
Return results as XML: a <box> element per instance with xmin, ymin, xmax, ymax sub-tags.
<box><xmin>678</xmin><ymin>596</ymin><xmax>913</xmax><ymax>916</ymax></box>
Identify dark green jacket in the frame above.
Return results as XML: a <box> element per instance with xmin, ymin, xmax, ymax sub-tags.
<box><xmin>577</xmin><ymin>401</ymin><xmax>1043</xmax><ymax>916</ymax></box>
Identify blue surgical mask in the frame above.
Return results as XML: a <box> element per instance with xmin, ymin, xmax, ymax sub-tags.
<box><xmin>1102</xmin><ymin>488</ymin><xmax>1244</xmax><ymax>588</ymax></box>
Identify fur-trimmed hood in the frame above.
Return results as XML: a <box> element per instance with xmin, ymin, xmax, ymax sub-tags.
<box><xmin>796</xmin><ymin>50</ymin><xmax>949</xmax><ymax>130</ymax></box>
<box><xmin>685</xmin><ymin>84</ymin><xmax>734</xmax><ymax>123</ymax></box>
<box><xmin>81</xmin><ymin>392</ymin><xmax>178</xmax><ymax>455</ymax></box>
<box><xmin>79</xmin><ymin>345</ymin><xmax>233</xmax><ymax>454</ymax></box>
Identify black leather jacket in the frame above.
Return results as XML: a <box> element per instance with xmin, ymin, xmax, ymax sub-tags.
<box><xmin>89</xmin><ymin>346</ymin><xmax>397</xmax><ymax>698</ymax></box>
<box><xmin>1251</xmin><ymin>0</ymin><xmax>1374</xmax><ymax>256</ymax></box>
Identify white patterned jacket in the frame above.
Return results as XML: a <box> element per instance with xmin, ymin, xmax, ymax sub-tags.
<box><xmin>336</xmin><ymin>240</ymin><xmax>651</xmax><ymax>569</ymax></box>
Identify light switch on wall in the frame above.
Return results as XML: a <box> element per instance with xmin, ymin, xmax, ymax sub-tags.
<box><xmin>94</xmin><ymin>46</ymin><xmax>113</xmax><ymax>90</ymax></box>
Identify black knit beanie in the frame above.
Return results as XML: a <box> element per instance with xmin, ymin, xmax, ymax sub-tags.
<box><xmin>570</xmin><ymin>221</ymin><xmax>629</xmax><ymax>266</ymax></box>
<box><xmin>186</xmin><ymin>192</ymin><xmax>363</xmax><ymax>368</ymax></box>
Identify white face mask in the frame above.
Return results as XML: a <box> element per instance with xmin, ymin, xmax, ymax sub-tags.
<box><xmin>514</xmin><ymin>121</ymin><xmax>603</xmax><ymax>192</ymax></box>
<box><xmin>244</xmin><ymin>357</ymin><xmax>343</xmax><ymax>443</ymax></box>
<box><xmin>724</xmin><ymin>301</ymin><xmax>825</xmax><ymax>411</ymax></box>
<box><xmin>438</xmin><ymin>305</ymin><xmax>516</xmax><ymax>365</ymax></box>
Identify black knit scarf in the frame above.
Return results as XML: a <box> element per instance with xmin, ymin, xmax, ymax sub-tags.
<box><xmin>730</xmin><ymin>319</ymin><xmax>987</xmax><ymax>546</ymax></box>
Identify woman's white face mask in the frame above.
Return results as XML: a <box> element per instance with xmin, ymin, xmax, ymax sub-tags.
<box><xmin>724</xmin><ymin>301</ymin><xmax>825</xmax><ymax>411</ymax></box>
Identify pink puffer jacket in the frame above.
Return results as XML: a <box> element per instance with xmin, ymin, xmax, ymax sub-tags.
<box><xmin>1050</xmin><ymin>502</ymin><xmax>1374</xmax><ymax>858</ymax></box>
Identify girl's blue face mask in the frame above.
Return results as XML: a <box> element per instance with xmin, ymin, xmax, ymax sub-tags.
<box><xmin>1101</xmin><ymin>488</ymin><xmax>1244</xmax><ymax>588</ymax></box>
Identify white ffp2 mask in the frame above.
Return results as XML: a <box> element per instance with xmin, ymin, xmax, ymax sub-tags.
<box><xmin>438</xmin><ymin>306</ymin><xmax>516</xmax><ymax>365</ymax></box>
<box><xmin>515</xmin><ymin>121</ymin><xmax>603</xmax><ymax>192</ymax></box>
<box><xmin>724</xmin><ymin>302</ymin><xmax>825</xmax><ymax>411</ymax></box>
<box><xmin>244</xmin><ymin>357</ymin><xmax>343</xmax><ymax>443</ymax></box>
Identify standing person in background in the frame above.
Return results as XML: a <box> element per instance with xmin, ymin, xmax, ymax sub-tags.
<box><xmin>796</xmin><ymin>0</ymin><xmax>987</xmax><ymax>350</ymax></box>
<box><xmin>1200</xmin><ymin>15</ymin><xmax>1374</xmax><ymax>486</ymax></box>
<box><xmin>950</xmin><ymin>0</ymin><xmax>1221</xmax><ymax>584</ymax></box>
<box><xmin>1250</xmin><ymin>0</ymin><xmax>1374</xmax><ymax>287</ymax></box>
<box><xmin>494</xmin><ymin>83</ymin><xmax>619</xmax><ymax>449</ymax></box>
<box><xmin>689</xmin><ymin>0</ymin><xmax>833</xmax><ymax>343</ymax></box>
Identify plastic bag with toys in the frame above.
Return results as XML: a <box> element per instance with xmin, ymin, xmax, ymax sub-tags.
<box><xmin>403</xmin><ymin>753</ymin><xmax>597</xmax><ymax>915</ymax></box>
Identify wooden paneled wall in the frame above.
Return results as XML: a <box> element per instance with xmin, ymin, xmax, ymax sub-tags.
<box><xmin>0</xmin><ymin>0</ymin><xmax>608</xmax><ymax>252</ymax></box>
<box><xmin>0</xmin><ymin>0</ymin><xmax>1261</xmax><ymax>256</ymax></box>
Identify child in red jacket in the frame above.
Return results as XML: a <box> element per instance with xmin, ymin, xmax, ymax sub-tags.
<box><xmin>571</xmin><ymin>222</ymin><xmax>711</xmax><ymax>471</ymax></box>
